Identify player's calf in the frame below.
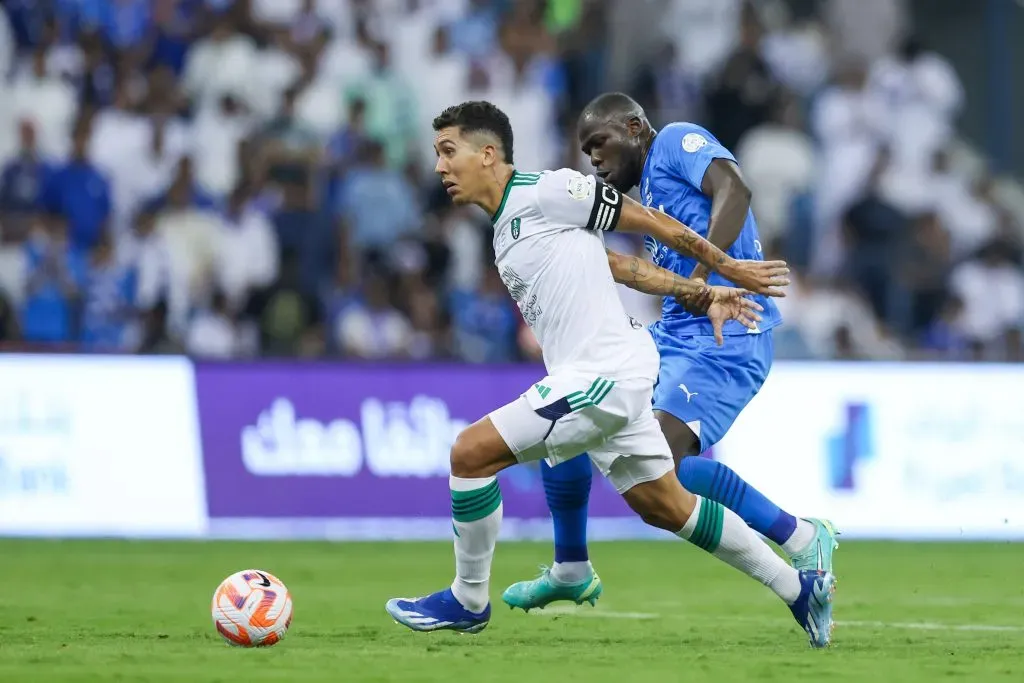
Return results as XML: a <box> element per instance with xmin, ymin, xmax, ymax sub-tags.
<box><xmin>621</xmin><ymin>471</ymin><xmax>834</xmax><ymax>647</ymax></box>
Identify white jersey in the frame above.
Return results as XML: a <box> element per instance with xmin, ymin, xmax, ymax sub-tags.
<box><xmin>490</xmin><ymin>168</ymin><xmax>658</xmax><ymax>377</ymax></box>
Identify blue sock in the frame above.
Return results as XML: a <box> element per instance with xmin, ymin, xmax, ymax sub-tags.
<box><xmin>540</xmin><ymin>455</ymin><xmax>592</xmax><ymax>563</ymax></box>
<box><xmin>677</xmin><ymin>456</ymin><xmax>797</xmax><ymax>546</ymax></box>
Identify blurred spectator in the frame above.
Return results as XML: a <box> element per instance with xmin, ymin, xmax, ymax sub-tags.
<box><xmin>450</xmin><ymin>265</ymin><xmax>518</xmax><ymax>363</ymax></box>
<box><xmin>346</xmin><ymin>40</ymin><xmax>416</xmax><ymax>168</ymax></box>
<box><xmin>810</xmin><ymin>59</ymin><xmax>887</xmax><ymax>275</ymax></box>
<box><xmin>45</xmin><ymin>119</ymin><xmax>111</xmax><ymax>251</ymax></box>
<box><xmin>0</xmin><ymin>288</ymin><xmax>17</xmax><ymax>343</ymax></box>
<box><xmin>182</xmin><ymin>10</ymin><xmax>258</xmax><ymax>112</ymax></box>
<box><xmin>897</xmin><ymin>210</ymin><xmax>952</xmax><ymax>336</ymax></box>
<box><xmin>193</xmin><ymin>93</ymin><xmax>255</xmax><ymax>197</ymax></box>
<box><xmin>760</xmin><ymin>5</ymin><xmax>828</xmax><ymax>97</ymax></box>
<box><xmin>869</xmin><ymin>35</ymin><xmax>963</xmax><ymax>170</ymax></box>
<box><xmin>335</xmin><ymin>269</ymin><xmax>412</xmax><ymax>359</ymax></box>
<box><xmin>336</xmin><ymin>140</ymin><xmax>420</xmax><ymax>259</ymax></box>
<box><xmin>631</xmin><ymin>42</ymin><xmax>702</xmax><ymax>130</ymax></box>
<box><xmin>0</xmin><ymin>121</ymin><xmax>55</xmax><ymax>244</ymax></box>
<box><xmin>79</xmin><ymin>0</ymin><xmax>151</xmax><ymax>54</ymax></box>
<box><xmin>215</xmin><ymin>184</ymin><xmax>280</xmax><ymax>311</ymax></box>
<box><xmin>0</xmin><ymin>7</ymin><xmax>13</xmax><ymax>82</ymax></box>
<box><xmin>137</xmin><ymin>298</ymin><xmax>180</xmax><ymax>354</ymax></box>
<box><xmin>736</xmin><ymin>94</ymin><xmax>814</xmax><ymax>248</ymax></box>
<box><xmin>775</xmin><ymin>274</ymin><xmax>903</xmax><ymax>360</ymax></box>
<box><xmin>842</xmin><ymin>148</ymin><xmax>907</xmax><ymax>327</ymax></box>
<box><xmin>20</xmin><ymin>217</ymin><xmax>84</xmax><ymax>343</ymax></box>
<box><xmin>447</xmin><ymin>0</ymin><xmax>499</xmax><ymax>61</ymax></box>
<box><xmin>7</xmin><ymin>42</ymin><xmax>78</xmax><ymax>161</ymax></box>
<box><xmin>920</xmin><ymin>294</ymin><xmax>969</xmax><ymax>360</ymax></box>
<box><xmin>80</xmin><ymin>230</ymin><xmax>137</xmax><ymax>351</ymax></box>
<box><xmin>185</xmin><ymin>289</ymin><xmax>243</xmax><ymax>358</ymax></box>
<box><xmin>703</xmin><ymin>3</ymin><xmax>780</xmax><ymax>152</ymax></box>
<box><xmin>950</xmin><ymin>239</ymin><xmax>1024</xmax><ymax>348</ymax></box>
<box><xmin>406</xmin><ymin>284</ymin><xmax>449</xmax><ymax>360</ymax></box>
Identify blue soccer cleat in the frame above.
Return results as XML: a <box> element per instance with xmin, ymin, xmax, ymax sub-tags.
<box><xmin>385</xmin><ymin>588</ymin><xmax>490</xmax><ymax>634</ymax></box>
<box><xmin>502</xmin><ymin>566</ymin><xmax>603</xmax><ymax>612</ymax></box>
<box><xmin>789</xmin><ymin>518</ymin><xmax>840</xmax><ymax>574</ymax></box>
<box><xmin>788</xmin><ymin>569</ymin><xmax>836</xmax><ymax>648</ymax></box>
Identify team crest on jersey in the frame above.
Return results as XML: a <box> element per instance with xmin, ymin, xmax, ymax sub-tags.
<box><xmin>511</xmin><ymin>217</ymin><xmax>521</xmax><ymax>239</ymax></box>
<box><xmin>682</xmin><ymin>133</ymin><xmax>708</xmax><ymax>153</ymax></box>
<box><xmin>566</xmin><ymin>174</ymin><xmax>594</xmax><ymax>201</ymax></box>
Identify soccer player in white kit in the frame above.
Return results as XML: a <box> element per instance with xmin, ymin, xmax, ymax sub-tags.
<box><xmin>385</xmin><ymin>101</ymin><xmax>835</xmax><ymax>646</ymax></box>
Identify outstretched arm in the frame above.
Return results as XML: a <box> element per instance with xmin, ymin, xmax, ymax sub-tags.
<box><xmin>606</xmin><ymin>249</ymin><xmax>764</xmax><ymax>344</ymax></box>
<box><xmin>606</xmin><ymin>248</ymin><xmax>708</xmax><ymax>298</ymax></box>
<box><xmin>612</xmin><ymin>192</ymin><xmax>787</xmax><ymax>297</ymax></box>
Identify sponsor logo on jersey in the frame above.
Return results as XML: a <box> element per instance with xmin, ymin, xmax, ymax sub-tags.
<box><xmin>511</xmin><ymin>216</ymin><xmax>521</xmax><ymax>239</ymax></box>
<box><xmin>682</xmin><ymin>133</ymin><xmax>708</xmax><ymax>153</ymax></box>
<box><xmin>567</xmin><ymin>174</ymin><xmax>594</xmax><ymax>201</ymax></box>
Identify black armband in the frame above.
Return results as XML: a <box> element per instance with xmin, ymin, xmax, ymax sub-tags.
<box><xmin>587</xmin><ymin>180</ymin><xmax>623</xmax><ymax>232</ymax></box>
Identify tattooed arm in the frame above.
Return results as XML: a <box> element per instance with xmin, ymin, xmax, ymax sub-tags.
<box><xmin>606</xmin><ymin>249</ymin><xmax>709</xmax><ymax>300</ymax></box>
<box><xmin>605</xmin><ymin>249</ymin><xmax>766</xmax><ymax>342</ymax></box>
<box><xmin>612</xmin><ymin>193</ymin><xmax>788</xmax><ymax>297</ymax></box>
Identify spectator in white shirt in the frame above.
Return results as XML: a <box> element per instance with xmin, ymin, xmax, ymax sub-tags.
<box><xmin>215</xmin><ymin>184</ymin><xmax>280</xmax><ymax>311</ymax></box>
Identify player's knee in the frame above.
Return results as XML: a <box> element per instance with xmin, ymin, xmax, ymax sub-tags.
<box><xmin>449</xmin><ymin>429</ymin><xmax>482</xmax><ymax>478</ymax></box>
<box><xmin>623</xmin><ymin>477</ymin><xmax>695</xmax><ymax>532</ymax></box>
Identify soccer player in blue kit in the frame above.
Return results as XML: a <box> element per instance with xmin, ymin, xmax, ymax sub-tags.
<box><xmin>503</xmin><ymin>92</ymin><xmax>839</xmax><ymax>614</ymax></box>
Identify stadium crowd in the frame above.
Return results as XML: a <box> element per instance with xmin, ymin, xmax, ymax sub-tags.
<box><xmin>0</xmin><ymin>0</ymin><xmax>1021</xmax><ymax>362</ymax></box>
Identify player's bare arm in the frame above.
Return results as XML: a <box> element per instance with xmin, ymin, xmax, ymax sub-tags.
<box><xmin>606</xmin><ymin>249</ymin><xmax>763</xmax><ymax>341</ymax></box>
<box><xmin>613</xmin><ymin>193</ymin><xmax>789</xmax><ymax>297</ymax></box>
<box><xmin>689</xmin><ymin>159</ymin><xmax>751</xmax><ymax>282</ymax></box>
<box><xmin>606</xmin><ymin>248</ymin><xmax>708</xmax><ymax>298</ymax></box>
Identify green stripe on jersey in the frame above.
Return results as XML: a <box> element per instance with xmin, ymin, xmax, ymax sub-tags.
<box><xmin>492</xmin><ymin>171</ymin><xmax>541</xmax><ymax>224</ymax></box>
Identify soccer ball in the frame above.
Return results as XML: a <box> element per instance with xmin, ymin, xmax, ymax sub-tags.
<box><xmin>211</xmin><ymin>569</ymin><xmax>293</xmax><ymax>647</ymax></box>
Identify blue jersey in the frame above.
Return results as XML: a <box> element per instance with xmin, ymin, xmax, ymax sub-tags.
<box><xmin>640</xmin><ymin>122</ymin><xmax>782</xmax><ymax>338</ymax></box>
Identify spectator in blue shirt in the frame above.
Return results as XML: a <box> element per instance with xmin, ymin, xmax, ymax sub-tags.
<box><xmin>20</xmin><ymin>217</ymin><xmax>86</xmax><ymax>344</ymax></box>
<box><xmin>79</xmin><ymin>0</ymin><xmax>152</xmax><ymax>52</ymax></box>
<box><xmin>45</xmin><ymin>119</ymin><xmax>112</xmax><ymax>251</ymax></box>
<box><xmin>80</xmin><ymin>230</ymin><xmax>138</xmax><ymax>350</ymax></box>
<box><xmin>336</xmin><ymin>140</ymin><xmax>420</xmax><ymax>258</ymax></box>
<box><xmin>449</xmin><ymin>266</ymin><xmax>519</xmax><ymax>363</ymax></box>
<box><xmin>0</xmin><ymin>120</ymin><xmax>55</xmax><ymax>243</ymax></box>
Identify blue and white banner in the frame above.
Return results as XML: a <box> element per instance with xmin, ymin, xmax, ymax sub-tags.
<box><xmin>713</xmin><ymin>363</ymin><xmax>1024</xmax><ymax>539</ymax></box>
<box><xmin>0</xmin><ymin>355</ymin><xmax>207</xmax><ymax>537</ymax></box>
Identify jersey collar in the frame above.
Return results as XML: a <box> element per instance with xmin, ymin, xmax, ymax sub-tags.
<box><xmin>490</xmin><ymin>170</ymin><xmax>519</xmax><ymax>224</ymax></box>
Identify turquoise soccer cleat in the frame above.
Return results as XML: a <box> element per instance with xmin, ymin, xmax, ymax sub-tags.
<box><xmin>788</xmin><ymin>518</ymin><xmax>840</xmax><ymax>574</ymax></box>
<box><xmin>502</xmin><ymin>567</ymin><xmax>603</xmax><ymax>612</ymax></box>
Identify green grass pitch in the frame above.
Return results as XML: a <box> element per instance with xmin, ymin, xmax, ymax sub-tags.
<box><xmin>1</xmin><ymin>539</ymin><xmax>1022</xmax><ymax>682</ymax></box>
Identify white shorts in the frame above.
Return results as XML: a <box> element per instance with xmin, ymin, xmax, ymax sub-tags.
<box><xmin>489</xmin><ymin>372</ymin><xmax>674</xmax><ymax>494</ymax></box>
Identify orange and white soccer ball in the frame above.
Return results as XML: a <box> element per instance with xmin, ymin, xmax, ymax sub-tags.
<box><xmin>211</xmin><ymin>569</ymin><xmax>293</xmax><ymax>647</ymax></box>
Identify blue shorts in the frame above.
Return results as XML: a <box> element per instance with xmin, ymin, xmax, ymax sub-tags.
<box><xmin>650</xmin><ymin>326</ymin><xmax>773</xmax><ymax>453</ymax></box>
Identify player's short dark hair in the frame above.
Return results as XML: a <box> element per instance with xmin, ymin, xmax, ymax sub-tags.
<box><xmin>432</xmin><ymin>101</ymin><xmax>514</xmax><ymax>164</ymax></box>
<box><xmin>580</xmin><ymin>92</ymin><xmax>647</xmax><ymax>125</ymax></box>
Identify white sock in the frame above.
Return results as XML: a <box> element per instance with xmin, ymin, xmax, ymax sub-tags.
<box><xmin>678</xmin><ymin>496</ymin><xmax>802</xmax><ymax>604</ymax></box>
<box><xmin>449</xmin><ymin>475</ymin><xmax>502</xmax><ymax>613</ymax></box>
<box><xmin>781</xmin><ymin>518</ymin><xmax>817</xmax><ymax>556</ymax></box>
<box><xmin>550</xmin><ymin>561</ymin><xmax>593</xmax><ymax>584</ymax></box>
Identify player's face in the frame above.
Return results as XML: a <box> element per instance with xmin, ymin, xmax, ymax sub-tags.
<box><xmin>434</xmin><ymin>126</ymin><xmax>486</xmax><ymax>206</ymax></box>
<box><xmin>578</xmin><ymin>119</ymin><xmax>643</xmax><ymax>192</ymax></box>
